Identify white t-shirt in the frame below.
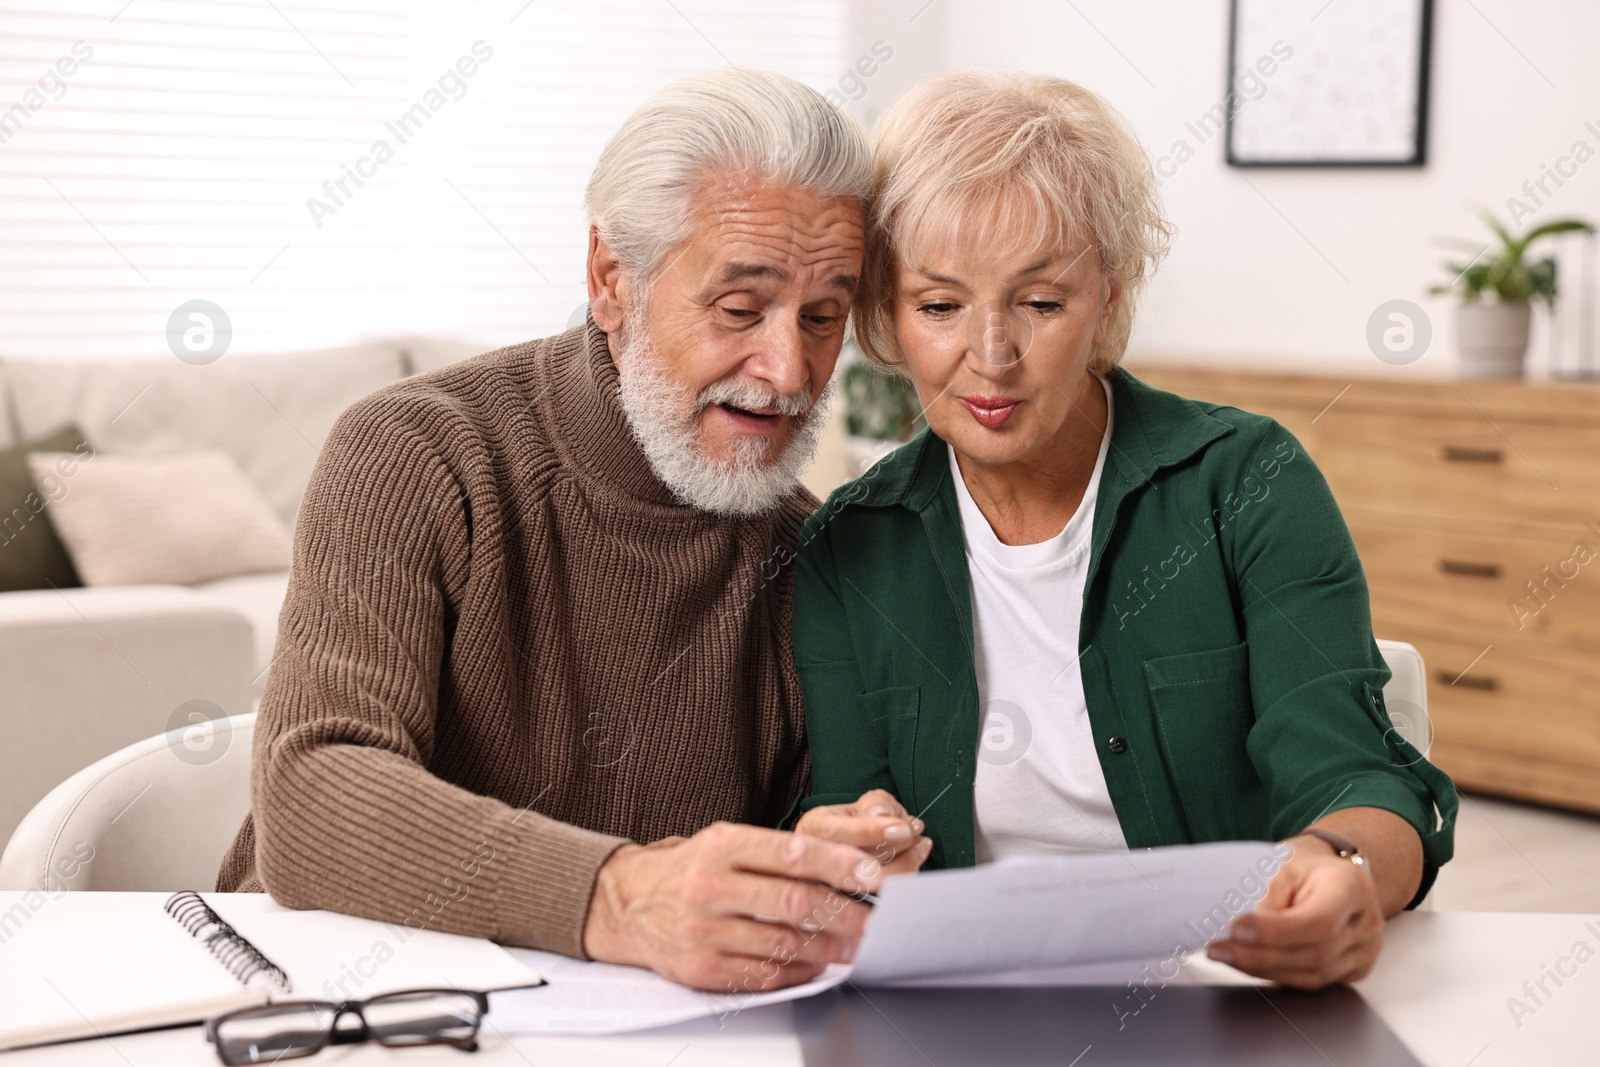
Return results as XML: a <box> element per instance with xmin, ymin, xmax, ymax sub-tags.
<box><xmin>950</xmin><ymin>375</ymin><xmax>1128</xmax><ymax>862</ymax></box>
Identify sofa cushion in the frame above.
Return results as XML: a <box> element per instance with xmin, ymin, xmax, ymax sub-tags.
<box><xmin>191</xmin><ymin>570</ymin><xmax>290</xmax><ymax>689</ymax></box>
<box><xmin>0</xmin><ymin>426</ymin><xmax>91</xmax><ymax>592</ymax></box>
<box><xmin>30</xmin><ymin>450</ymin><xmax>291</xmax><ymax>587</ymax></box>
<box><xmin>398</xmin><ymin>335</ymin><xmax>492</xmax><ymax>376</ymax></box>
<box><xmin>3</xmin><ymin>343</ymin><xmax>405</xmax><ymax>525</ymax></box>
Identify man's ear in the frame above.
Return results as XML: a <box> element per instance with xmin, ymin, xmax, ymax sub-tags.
<box><xmin>587</xmin><ymin>224</ymin><xmax>627</xmax><ymax>333</ymax></box>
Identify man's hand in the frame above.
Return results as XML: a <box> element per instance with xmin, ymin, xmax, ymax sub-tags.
<box><xmin>1206</xmin><ymin>834</ymin><xmax>1385</xmax><ymax>990</ymax></box>
<box><xmin>794</xmin><ymin>789</ymin><xmax>932</xmax><ymax>876</ymax></box>
<box><xmin>582</xmin><ymin>821</ymin><xmax>881</xmax><ymax>993</ymax></box>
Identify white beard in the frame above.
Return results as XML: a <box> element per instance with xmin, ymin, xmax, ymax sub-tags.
<box><xmin>611</xmin><ymin>307</ymin><xmax>833</xmax><ymax>517</ymax></box>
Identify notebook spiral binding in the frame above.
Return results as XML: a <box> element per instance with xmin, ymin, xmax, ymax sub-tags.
<box><xmin>163</xmin><ymin>891</ymin><xmax>292</xmax><ymax>994</ymax></box>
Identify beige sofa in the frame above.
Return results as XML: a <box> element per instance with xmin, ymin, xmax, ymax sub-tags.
<box><xmin>0</xmin><ymin>336</ymin><xmax>485</xmax><ymax>847</ymax></box>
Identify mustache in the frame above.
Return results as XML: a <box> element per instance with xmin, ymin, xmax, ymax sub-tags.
<box><xmin>615</xmin><ymin>308</ymin><xmax>817</xmax><ymax>421</ymax></box>
<box><xmin>697</xmin><ymin>379</ymin><xmax>815</xmax><ymax>417</ymax></box>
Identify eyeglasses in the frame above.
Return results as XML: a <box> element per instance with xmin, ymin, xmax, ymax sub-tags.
<box><xmin>204</xmin><ymin>989</ymin><xmax>489</xmax><ymax>1064</ymax></box>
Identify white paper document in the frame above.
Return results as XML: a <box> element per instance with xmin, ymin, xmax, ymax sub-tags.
<box><xmin>491</xmin><ymin>840</ymin><xmax>1280</xmax><ymax>1035</ymax></box>
<box><xmin>490</xmin><ymin>949</ymin><xmax>851</xmax><ymax>1036</ymax></box>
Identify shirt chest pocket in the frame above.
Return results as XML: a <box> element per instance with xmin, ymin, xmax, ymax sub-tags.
<box><xmin>1144</xmin><ymin>641</ymin><xmax>1265</xmax><ymax>841</ymax></box>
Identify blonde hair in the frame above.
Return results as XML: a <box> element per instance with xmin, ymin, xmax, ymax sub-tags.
<box><xmin>854</xmin><ymin>73</ymin><xmax>1172</xmax><ymax>374</ymax></box>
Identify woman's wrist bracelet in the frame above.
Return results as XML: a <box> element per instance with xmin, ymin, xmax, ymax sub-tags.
<box><xmin>1293</xmin><ymin>827</ymin><xmax>1372</xmax><ymax>879</ymax></box>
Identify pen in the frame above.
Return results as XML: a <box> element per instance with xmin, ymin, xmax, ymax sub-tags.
<box><xmin>764</xmin><ymin>884</ymin><xmax>879</xmax><ymax>934</ymax></box>
<box><xmin>818</xmin><ymin>883</ymin><xmax>879</xmax><ymax>907</ymax></box>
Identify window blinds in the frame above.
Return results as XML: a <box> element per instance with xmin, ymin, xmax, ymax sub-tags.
<box><xmin>0</xmin><ymin>1</ymin><xmax>847</xmax><ymax>359</ymax></box>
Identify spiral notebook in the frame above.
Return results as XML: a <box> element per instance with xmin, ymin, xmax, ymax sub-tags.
<box><xmin>0</xmin><ymin>891</ymin><xmax>542</xmax><ymax>1051</ymax></box>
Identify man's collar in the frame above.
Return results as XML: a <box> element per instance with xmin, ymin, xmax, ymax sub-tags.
<box><xmin>539</xmin><ymin>313</ymin><xmax>686</xmax><ymax>508</ymax></box>
<box><xmin>850</xmin><ymin>366</ymin><xmax>1237</xmax><ymax>512</ymax></box>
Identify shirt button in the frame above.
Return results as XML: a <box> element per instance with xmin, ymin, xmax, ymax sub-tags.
<box><xmin>1107</xmin><ymin>736</ymin><xmax>1128</xmax><ymax>755</ymax></box>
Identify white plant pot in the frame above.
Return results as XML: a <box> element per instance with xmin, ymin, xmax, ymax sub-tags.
<box><xmin>1455</xmin><ymin>302</ymin><xmax>1532</xmax><ymax>378</ymax></box>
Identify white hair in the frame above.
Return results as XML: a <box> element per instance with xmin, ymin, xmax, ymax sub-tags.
<box><xmin>614</xmin><ymin>304</ymin><xmax>834</xmax><ymax>516</ymax></box>
<box><xmin>585</xmin><ymin>67</ymin><xmax>872</xmax><ymax>287</ymax></box>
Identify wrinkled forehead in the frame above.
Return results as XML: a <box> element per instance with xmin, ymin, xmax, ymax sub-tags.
<box><xmin>693</xmin><ymin>172</ymin><xmax>865</xmax><ymax>254</ymax></box>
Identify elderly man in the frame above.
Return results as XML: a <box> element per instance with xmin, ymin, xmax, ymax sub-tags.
<box><xmin>217</xmin><ymin>69</ymin><xmax>914</xmax><ymax>992</ymax></box>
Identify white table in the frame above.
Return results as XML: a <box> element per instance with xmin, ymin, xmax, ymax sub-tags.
<box><xmin>4</xmin><ymin>894</ymin><xmax>1596</xmax><ymax>1065</ymax></box>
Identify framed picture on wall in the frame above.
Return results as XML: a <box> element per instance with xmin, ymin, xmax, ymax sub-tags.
<box><xmin>1226</xmin><ymin>0</ymin><xmax>1433</xmax><ymax>167</ymax></box>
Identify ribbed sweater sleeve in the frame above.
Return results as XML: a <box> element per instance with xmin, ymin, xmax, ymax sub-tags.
<box><xmin>248</xmin><ymin>391</ymin><xmax>627</xmax><ymax>956</ymax></box>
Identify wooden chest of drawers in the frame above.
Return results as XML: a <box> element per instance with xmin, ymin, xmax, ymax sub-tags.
<box><xmin>1129</xmin><ymin>363</ymin><xmax>1600</xmax><ymax>813</ymax></box>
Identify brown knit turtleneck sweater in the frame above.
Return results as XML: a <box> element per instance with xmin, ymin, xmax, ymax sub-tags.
<box><xmin>216</xmin><ymin>319</ymin><xmax>815</xmax><ymax>957</ymax></box>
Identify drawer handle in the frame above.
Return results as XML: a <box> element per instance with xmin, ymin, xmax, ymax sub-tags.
<box><xmin>1440</xmin><ymin>445</ymin><xmax>1503</xmax><ymax>464</ymax></box>
<box><xmin>1436</xmin><ymin>670</ymin><xmax>1499</xmax><ymax>692</ymax></box>
<box><xmin>1438</xmin><ymin>559</ymin><xmax>1501</xmax><ymax>579</ymax></box>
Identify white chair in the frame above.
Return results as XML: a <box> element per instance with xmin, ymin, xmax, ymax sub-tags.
<box><xmin>1375</xmin><ymin>638</ymin><xmax>1436</xmax><ymax>910</ymax></box>
<box><xmin>0</xmin><ymin>713</ymin><xmax>254</xmax><ymax>892</ymax></box>
<box><xmin>1375</xmin><ymin>638</ymin><xmax>1430</xmax><ymax>757</ymax></box>
<box><xmin>0</xmin><ymin>587</ymin><xmax>256</xmax><ymax>853</ymax></box>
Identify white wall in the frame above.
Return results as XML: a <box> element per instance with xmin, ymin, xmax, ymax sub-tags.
<box><xmin>847</xmin><ymin>0</ymin><xmax>1600</xmax><ymax>377</ymax></box>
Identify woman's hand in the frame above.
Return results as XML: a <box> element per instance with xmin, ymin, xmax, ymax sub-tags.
<box><xmin>1205</xmin><ymin>834</ymin><xmax>1384</xmax><ymax>990</ymax></box>
<box><xmin>794</xmin><ymin>789</ymin><xmax>932</xmax><ymax>876</ymax></box>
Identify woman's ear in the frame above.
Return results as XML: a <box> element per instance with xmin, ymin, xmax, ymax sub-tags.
<box><xmin>1092</xmin><ymin>275</ymin><xmax>1124</xmax><ymax>347</ymax></box>
<box><xmin>586</xmin><ymin>224</ymin><xmax>627</xmax><ymax>333</ymax></box>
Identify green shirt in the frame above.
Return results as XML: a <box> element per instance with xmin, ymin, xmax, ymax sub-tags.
<box><xmin>793</xmin><ymin>366</ymin><xmax>1457</xmax><ymax>907</ymax></box>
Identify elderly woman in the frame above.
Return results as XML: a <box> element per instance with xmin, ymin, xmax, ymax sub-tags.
<box><xmin>793</xmin><ymin>73</ymin><xmax>1457</xmax><ymax>990</ymax></box>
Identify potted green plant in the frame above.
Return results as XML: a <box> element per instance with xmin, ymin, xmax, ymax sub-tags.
<box><xmin>839</xmin><ymin>350</ymin><xmax>921</xmax><ymax>476</ymax></box>
<box><xmin>1430</xmin><ymin>209</ymin><xmax>1594</xmax><ymax>378</ymax></box>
